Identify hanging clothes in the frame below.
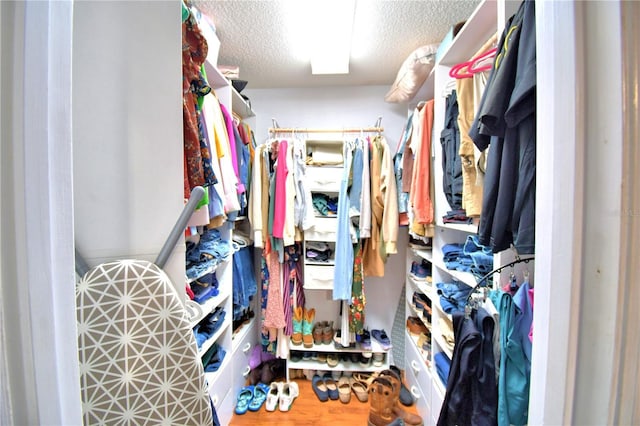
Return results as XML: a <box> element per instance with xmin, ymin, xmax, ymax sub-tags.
<box><xmin>470</xmin><ymin>0</ymin><xmax>536</xmax><ymax>254</ymax></box>
<box><xmin>457</xmin><ymin>76</ymin><xmax>484</xmax><ymax>216</ymax></box>
<box><xmin>441</xmin><ymin>90</ymin><xmax>464</xmax><ymax>211</ymax></box>
<box><xmin>489</xmin><ymin>278</ymin><xmax>533</xmax><ymax>426</ymax></box>
<box><xmin>438</xmin><ymin>308</ymin><xmax>498</xmax><ymax>426</ymax></box>
<box><xmin>363</xmin><ymin>136</ymin><xmax>399</xmax><ymax>277</ymax></box>
<box><xmin>333</xmin><ymin>142</ymin><xmax>355</xmax><ymax>300</ymax></box>
<box><xmin>409</xmin><ymin>100</ymin><xmax>435</xmax><ymax>225</ymax></box>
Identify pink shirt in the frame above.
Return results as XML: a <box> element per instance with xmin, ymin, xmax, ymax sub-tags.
<box><xmin>272</xmin><ymin>140</ymin><xmax>288</xmax><ymax>239</ymax></box>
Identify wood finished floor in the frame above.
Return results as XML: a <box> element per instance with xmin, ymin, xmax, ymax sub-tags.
<box><xmin>228</xmin><ymin>378</ymin><xmax>421</xmax><ymax>426</ymax></box>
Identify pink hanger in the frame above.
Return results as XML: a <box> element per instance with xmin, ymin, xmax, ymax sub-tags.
<box><xmin>469</xmin><ymin>47</ymin><xmax>497</xmax><ymax>73</ymax></box>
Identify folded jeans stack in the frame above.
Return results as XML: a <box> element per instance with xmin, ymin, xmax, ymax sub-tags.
<box><xmin>462</xmin><ymin>234</ymin><xmax>494</xmax><ymax>279</ymax></box>
<box><xmin>190</xmin><ymin>272</ymin><xmax>219</xmax><ymax>304</ymax></box>
<box><xmin>441</xmin><ymin>243</ymin><xmax>474</xmax><ymax>273</ymax></box>
<box><xmin>202</xmin><ymin>342</ymin><xmax>226</xmax><ymax>373</ymax></box>
<box><xmin>436</xmin><ymin>281</ymin><xmax>473</xmax><ymax>314</ymax></box>
<box><xmin>186</xmin><ymin>228</ymin><xmax>232</xmax><ymax>279</ymax></box>
<box><xmin>194</xmin><ymin>307</ymin><xmax>226</xmax><ymax>349</ymax></box>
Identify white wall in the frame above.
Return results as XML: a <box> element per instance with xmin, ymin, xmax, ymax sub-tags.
<box><xmin>246</xmin><ymin>85</ymin><xmax>409</xmax><ymax>350</ymax></box>
<box><xmin>1</xmin><ymin>1</ymin><xmax>81</xmax><ymax>424</ymax></box>
<box><xmin>247</xmin><ymin>85</ymin><xmax>408</xmax><ymax>150</ymax></box>
<box><xmin>73</xmin><ymin>1</ymin><xmax>185</xmax><ymax>288</ymax></box>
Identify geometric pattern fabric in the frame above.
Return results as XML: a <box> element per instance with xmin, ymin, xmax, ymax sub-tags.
<box><xmin>76</xmin><ymin>259</ymin><xmax>212</xmax><ymax>425</ymax></box>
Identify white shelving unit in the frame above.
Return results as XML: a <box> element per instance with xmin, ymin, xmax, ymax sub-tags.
<box><xmin>404</xmin><ymin>1</ymin><xmax>524</xmax><ymax>424</ymax></box>
<box><xmin>188</xmin><ymin>19</ymin><xmax>260</xmax><ymax>425</ymax></box>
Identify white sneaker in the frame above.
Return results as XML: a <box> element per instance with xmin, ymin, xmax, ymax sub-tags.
<box><xmin>265</xmin><ymin>382</ymin><xmax>282</xmax><ymax>412</ymax></box>
<box><xmin>279</xmin><ymin>381</ymin><xmax>299</xmax><ymax>412</ymax></box>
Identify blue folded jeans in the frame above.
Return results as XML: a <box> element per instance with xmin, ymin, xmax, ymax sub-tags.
<box><xmin>463</xmin><ymin>235</ymin><xmax>494</xmax><ymax>278</ymax></box>
<box><xmin>436</xmin><ymin>281</ymin><xmax>473</xmax><ymax>314</ymax></box>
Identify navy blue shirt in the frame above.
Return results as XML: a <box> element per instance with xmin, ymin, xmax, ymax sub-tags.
<box><xmin>470</xmin><ymin>0</ymin><xmax>536</xmax><ymax>254</ymax></box>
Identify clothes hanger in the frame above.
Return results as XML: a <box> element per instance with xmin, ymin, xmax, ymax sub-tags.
<box><xmin>469</xmin><ymin>47</ymin><xmax>497</xmax><ymax>73</ymax></box>
<box><xmin>449</xmin><ymin>62</ymin><xmax>474</xmax><ymax>79</ymax></box>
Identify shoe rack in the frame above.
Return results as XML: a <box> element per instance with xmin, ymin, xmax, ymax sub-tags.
<box><xmin>286</xmin><ymin>137</ymin><xmax>391</xmax><ymax>380</ymax></box>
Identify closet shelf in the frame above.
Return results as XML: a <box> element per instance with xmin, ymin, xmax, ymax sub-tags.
<box><xmin>406</xmin><ymin>273</ymin><xmax>434</xmax><ymax>297</ymax></box>
<box><xmin>198</xmin><ymin>322</ymin><xmax>231</xmax><ymax>358</ymax></box>
<box><xmin>231</xmin><ymin>86</ymin><xmax>255</xmax><ymax>118</ymax></box>
<box><xmin>433</xmin><ymin>297</ymin><xmax>453</xmax><ymax>323</ymax></box>
<box><xmin>406</xmin><ymin>299</ymin><xmax>433</xmax><ymax>331</ymax></box>
<box><xmin>433</xmin><ymin>334</ymin><xmax>454</xmax><ymax>361</ymax></box>
<box><xmin>436</xmin><ymin>220</ymin><xmax>478</xmax><ymax>233</ymax></box>
<box><xmin>406</xmin><ymin>330</ymin><xmax>432</xmax><ymax>368</ymax></box>
<box><xmin>204</xmin><ymin>355</ymin><xmax>232</xmax><ymax>392</ymax></box>
<box><xmin>231</xmin><ymin>316</ymin><xmax>256</xmax><ymax>348</ymax></box>
<box><xmin>437</xmin><ymin>0</ymin><xmax>497</xmax><ymax>66</ymax></box>
<box><xmin>290</xmin><ymin>338</ymin><xmax>390</xmax><ymax>354</ymax></box>
<box><xmin>287</xmin><ymin>358</ymin><xmax>390</xmax><ymax>373</ymax></box>
<box><xmin>433</xmin><ymin>368</ymin><xmax>447</xmax><ymax>399</ymax></box>
<box><xmin>304</xmin><ymin>259</ymin><xmax>336</xmax><ymax>266</ymax></box>
<box><xmin>412</xmin><ymin>248</ymin><xmax>433</xmax><ymax>262</ymax></box>
<box><xmin>186</xmin><ymin>255</ymin><xmax>232</xmax><ymax>284</ymax></box>
<box><xmin>188</xmin><ymin>286</ymin><xmax>232</xmax><ymax>329</ymax></box>
<box><xmin>432</xmin><ymin>258</ymin><xmax>477</xmax><ymax>288</ymax></box>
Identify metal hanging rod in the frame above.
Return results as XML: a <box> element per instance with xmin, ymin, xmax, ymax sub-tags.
<box><xmin>268</xmin><ymin>127</ymin><xmax>384</xmax><ymax>134</ymax></box>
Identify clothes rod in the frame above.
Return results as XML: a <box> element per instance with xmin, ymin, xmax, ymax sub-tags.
<box><xmin>268</xmin><ymin>127</ymin><xmax>384</xmax><ymax>133</ymax></box>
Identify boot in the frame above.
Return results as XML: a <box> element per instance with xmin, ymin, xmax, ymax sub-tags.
<box><xmin>379</xmin><ymin>370</ymin><xmax>423</xmax><ymax>426</ymax></box>
<box><xmin>313</xmin><ymin>320</ymin><xmax>326</xmax><ymax>345</ymax></box>
<box><xmin>291</xmin><ymin>306</ymin><xmax>303</xmax><ymax>345</ymax></box>
<box><xmin>302</xmin><ymin>308</ymin><xmax>315</xmax><ymax>348</ymax></box>
<box><xmin>368</xmin><ymin>377</ymin><xmax>403</xmax><ymax>426</ymax></box>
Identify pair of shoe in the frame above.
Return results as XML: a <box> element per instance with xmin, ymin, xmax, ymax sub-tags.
<box><xmin>356</xmin><ymin>329</ymin><xmax>372</xmax><ymax>351</ymax></box>
<box><xmin>312</xmin><ymin>320</ymin><xmax>334</xmax><ymax>345</ymax></box>
<box><xmin>248</xmin><ymin>359</ymin><xmax>285</xmax><ymax>385</ymax></box>
<box><xmin>368</xmin><ymin>376</ymin><xmax>423</xmax><ymax>426</ymax></box>
<box><xmin>406</xmin><ymin>316</ymin><xmax>430</xmax><ymax>336</ymax></box>
<box><xmin>234</xmin><ymin>383</ymin><xmax>269</xmax><ymax>415</ymax></box>
<box><xmin>372</xmin><ymin>352</ymin><xmax>386</xmax><ymax>367</ymax></box>
<box><xmin>371</xmin><ymin>329</ymin><xmax>392</xmax><ymax>351</ymax></box>
<box><xmin>410</xmin><ymin>260</ymin><xmax>431</xmax><ymax>279</ymax></box>
<box><xmin>265</xmin><ymin>381</ymin><xmax>299</xmax><ymax>412</ymax></box>
<box><xmin>311</xmin><ymin>373</ymin><xmax>339</xmax><ymax>402</ymax></box>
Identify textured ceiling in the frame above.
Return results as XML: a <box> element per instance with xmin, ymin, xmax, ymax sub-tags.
<box><xmin>193</xmin><ymin>0</ymin><xmax>480</xmax><ymax>89</ymax></box>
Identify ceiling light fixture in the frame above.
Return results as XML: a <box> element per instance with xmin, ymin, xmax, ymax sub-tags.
<box><xmin>284</xmin><ymin>0</ymin><xmax>357</xmax><ymax>75</ymax></box>
<box><xmin>309</xmin><ymin>0</ymin><xmax>357</xmax><ymax>75</ymax></box>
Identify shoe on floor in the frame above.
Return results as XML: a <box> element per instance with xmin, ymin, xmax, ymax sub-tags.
<box><xmin>338</xmin><ymin>376</ymin><xmax>351</xmax><ymax>404</ymax></box>
<box><xmin>248</xmin><ymin>383</ymin><xmax>269</xmax><ymax>411</ymax></box>
<box><xmin>265</xmin><ymin>381</ymin><xmax>282</xmax><ymax>412</ymax></box>
<box><xmin>279</xmin><ymin>381</ymin><xmax>299</xmax><ymax>411</ymax></box>
<box><xmin>234</xmin><ymin>386</ymin><xmax>254</xmax><ymax>415</ymax></box>
<box><xmin>311</xmin><ymin>374</ymin><xmax>329</xmax><ymax>402</ymax></box>
<box><xmin>323</xmin><ymin>374</ymin><xmax>339</xmax><ymax>400</ymax></box>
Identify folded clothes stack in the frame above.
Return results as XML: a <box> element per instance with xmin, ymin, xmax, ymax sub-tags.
<box><xmin>312</xmin><ymin>193</ymin><xmax>338</xmax><ymax>216</ymax></box>
<box><xmin>202</xmin><ymin>342</ymin><xmax>226</xmax><ymax>373</ymax></box>
<box><xmin>190</xmin><ymin>272</ymin><xmax>219</xmax><ymax>304</ymax></box>
<box><xmin>194</xmin><ymin>306</ymin><xmax>226</xmax><ymax>348</ymax></box>
<box><xmin>462</xmin><ymin>235</ymin><xmax>494</xmax><ymax>279</ymax></box>
<box><xmin>305</xmin><ymin>241</ymin><xmax>333</xmax><ymax>262</ymax></box>
<box><xmin>436</xmin><ymin>281</ymin><xmax>473</xmax><ymax>314</ymax></box>
<box><xmin>442</xmin><ymin>209</ymin><xmax>473</xmax><ymax>224</ymax></box>
<box><xmin>186</xmin><ymin>228</ymin><xmax>232</xmax><ymax>279</ymax></box>
<box><xmin>434</xmin><ymin>352</ymin><xmax>451</xmax><ymax>386</ymax></box>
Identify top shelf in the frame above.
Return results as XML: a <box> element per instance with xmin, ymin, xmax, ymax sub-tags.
<box><xmin>438</xmin><ymin>0</ymin><xmax>498</xmax><ymax>66</ymax></box>
<box><xmin>231</xmin><ymin>86</ymin><xmax>255</xmax><ymax>119</ymax></box>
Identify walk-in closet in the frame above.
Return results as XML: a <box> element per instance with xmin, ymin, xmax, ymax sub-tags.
<box><xmin>1</xmin><ymin>1</ymin><xmax>638</xmax><ymax>425</ymax></box>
